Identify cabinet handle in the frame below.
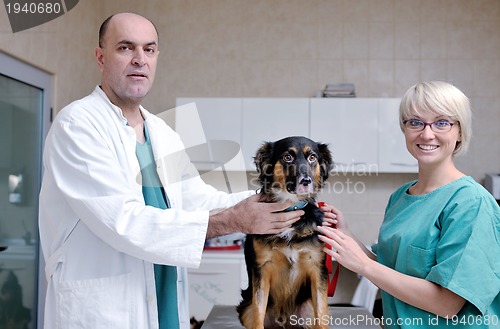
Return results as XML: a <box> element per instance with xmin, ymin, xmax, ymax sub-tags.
<box><xmin>189</xmin><ymin>271</ymin><xmax>227</xmax><ymax>276</ymax></box>
<box><xmin>389</xmin><ymin>163</ymin><xmax>418</xmax><ymax>167</ymax></box>
<box><xmin>334</xmin><ymin>162</ymin><xmax>371</xmax><ymax>166</ymax></box>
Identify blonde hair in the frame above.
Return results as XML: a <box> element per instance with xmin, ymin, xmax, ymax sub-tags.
<box><xmin>399</xmin><ymin>81</ymin><xmax>472</xmax><ymax>156</ymax></box>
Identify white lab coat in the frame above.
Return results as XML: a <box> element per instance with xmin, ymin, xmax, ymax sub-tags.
<box><xmin>39</xmin><ymin>86</ymin><xmax>252</xmax><ymax>329</ymax></box>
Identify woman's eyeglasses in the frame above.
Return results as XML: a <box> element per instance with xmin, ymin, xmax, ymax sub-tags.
<box><xmin>403</xmin><ymin>119</ymin><xmax>457</xmax><ymax>132</ymax></box>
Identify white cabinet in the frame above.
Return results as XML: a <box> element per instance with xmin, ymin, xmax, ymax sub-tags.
<box><xmin>187</xmin><ymin>251</ymin><xmax>247</xmax><ymax>320</ymax></box>
<box><xmin>378</xmin><ymin>99</ymin><xmax>418</xmax><ymax>172</ymax></box>
<box><xmin>176</xmin><ymin>98</ymin><xmax>310</xmax><ymax>171</ymax></box>
<box><xmin>175</xmin><ymin>98</ymin><xmax>247</xmax><ymax>171</ymax></box>
<box><xmin>310</xmin><ymin>98</ymin><xmax>379</xmax><ymax>173</ymax></box>
<box><xmin>311</xmin><ymin>98</ymin><xmax>417</xmax><ymax>174</ymax></box>
<box><xmin>241</xmin><ymin>98</ymin><xmax>310</xmax><ymax>170</ymax></box>
<box><xmin>175</xmin><ymin>97</ymin><xmax>417</xmax><ymax>174</ymax></box>
<box><xmin>176</xmin><ymin>98</ymin><xmax>242</xmax><ymax>145</ymax></box>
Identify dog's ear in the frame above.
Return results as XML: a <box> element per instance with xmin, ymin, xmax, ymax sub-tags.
<box><xmin>318</xmin><ymin>143</ymin><xmax>333</xmax><ymax>181</ymax></box>
<box><xmin>254</xmin><ymin>141</ymin><xmax>274</xmax><ymax>174</ymax></box>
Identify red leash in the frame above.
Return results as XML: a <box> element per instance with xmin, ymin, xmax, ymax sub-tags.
<box><xmin>318</xmin><ymin>202</ymin><xmax>341</xmax><ymax>297</ymax></box>
<box><xmin>326</xmin><ymin>248</ymin><xmax>340</xmax><ymax>297</ymax></box>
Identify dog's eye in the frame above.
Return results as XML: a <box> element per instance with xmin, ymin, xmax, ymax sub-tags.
<box><xmin>308</xmin><ymin>154</ymin><xmax>317</xmax><ymax>162</ymax></box>
<box><xmin>283</xmin><ymin>153</ymin><xmax>294</xmax><ymax>163</ymax></box>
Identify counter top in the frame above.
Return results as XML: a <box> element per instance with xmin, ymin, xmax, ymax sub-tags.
<box><xmin>201</xmin><ymin>305</ymin><xmax>381</xmax><ymax>328</ymax></box>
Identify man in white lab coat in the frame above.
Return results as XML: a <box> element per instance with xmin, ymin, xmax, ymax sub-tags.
<box><xmin>38</xmin><ymin>12</ymin><xmax>303</xmax><ymax>329</ymax></box>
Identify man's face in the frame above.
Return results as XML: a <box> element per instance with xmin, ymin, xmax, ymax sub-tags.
<box><xmin>95</xmin><ymin>13</ymin><xmax>159</xmax><ymax>107</ymax></box>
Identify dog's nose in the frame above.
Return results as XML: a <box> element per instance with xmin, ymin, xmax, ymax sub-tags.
<box><xmin>299</xmin><ymin>176</ymin><xmax>312</xmax><ymax>186</ymax></box>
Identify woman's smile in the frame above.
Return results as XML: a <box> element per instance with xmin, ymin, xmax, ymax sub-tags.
<box><xmin>417</xmin><ymin>144</ymin><xmax>439</xmax><ymax>151</ymax></box>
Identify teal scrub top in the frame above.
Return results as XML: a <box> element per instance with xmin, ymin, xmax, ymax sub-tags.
<box><xmin>373</xmin><ymin>176</ymin><xmax>500</xmax><ymax>328</ymax></box>
<box><xmin>136</xmin><ymin>123</ymin><xmax>180</xmax><ymax>329</ymax></box>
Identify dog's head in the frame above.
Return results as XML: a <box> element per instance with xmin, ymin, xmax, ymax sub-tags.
<box><xmin>254</xmin><ymin>136</ymin><xmax>333</xmax><ymax>202</ymax></box>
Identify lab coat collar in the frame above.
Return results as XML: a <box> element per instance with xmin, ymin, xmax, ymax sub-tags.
<box><xmin>92</xmin><ymin>89</ymin><xmax>175</xmax><ymax>202</ymax></box>
<box><xmin>93</xmin><ymin>85</ymin><xmax>148</xmax><ymax>127</ymax></box>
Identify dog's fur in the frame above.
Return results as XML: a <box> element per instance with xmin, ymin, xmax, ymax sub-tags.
<box><xmin>237</xmin><ymin>136</ymin><xmax>333</xmax><ymax>329</ymax></box>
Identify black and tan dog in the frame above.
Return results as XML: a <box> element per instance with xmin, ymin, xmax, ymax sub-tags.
<box><xmin>237</xmin><ymin>136</ymin><xmax>333</xmax><ymax>329</ymax></box>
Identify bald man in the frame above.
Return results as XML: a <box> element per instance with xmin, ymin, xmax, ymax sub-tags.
<box><xmin>39</xmin><ymin>12</ymin><xmax>303</xmax><ymax>329</ymax></box>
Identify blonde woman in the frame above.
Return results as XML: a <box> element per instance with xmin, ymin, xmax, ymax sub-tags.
<box><xmin>318</xmin><ymin>81</ymin><xmax>499</xmax><ymax>328</ymax></box>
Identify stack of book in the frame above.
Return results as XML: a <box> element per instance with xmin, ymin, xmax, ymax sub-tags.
<box><xmin>321</xmin><ymin>83</ymin><xmax>356</xmax><ymax>97</ymax></box>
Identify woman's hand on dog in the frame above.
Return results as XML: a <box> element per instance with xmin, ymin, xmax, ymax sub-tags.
<box><xmin>317</xmin><ymin>202</ymin><xmax>377</xmax><ymax>274</ymax></box>
<box><xmin>206</xmin><ymin>194</ymin><xmax>303</xmax><ymax>238</ymax></box>
<box><xmin>317</xmin><ymin>226</ymin><xmax>372</xmax><ymax>274</ymax></box>
<box><xmin>318</xmin><ymin>202</ymin><xmax>349</xmax><ymax>232</ymax></box>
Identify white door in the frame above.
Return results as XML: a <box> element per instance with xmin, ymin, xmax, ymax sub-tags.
<box><xmin>241</xmin><ymin>98</ymin><xmax>310</xmax><ymax>171</ymax></box>
<box><xmin>175</xmin><ymin>98</ymin><xmax>248</xmax><ymax>193</ymax></box>
<box><xmin>0</xmin><ymin>52</ymin><xmax>53</xmax><ymax>329</ymax></box>
<box><xmin>310</xmin><ymin>98</ymin><xmax>379</xmax><ymax>174</ymax></box>
<box><xmin>377</xmin><ymin>99</ymin><xmax>418</xmax><ymax>173</ymax></box>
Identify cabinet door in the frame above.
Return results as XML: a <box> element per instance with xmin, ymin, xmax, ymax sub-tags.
<box><xmin>188</xmin><ymin>259</ymin><xmax>244</xmax><ymax>320</ymax></box>
<box><xmin>378</xmin><ymin>99</ymin><xmax>418</xmax><ymax>173</ymax></box>
<box><xmin>241</xmin><ymin>98</ymin><xmax>310</xmax><ymax>170</ymax></box>
<box><xmin>175</xmin><ymin>98</ymin><xmax>246</xmax><ymax>171</ymax></box>
<box><xmin>310</xmin><ymin>98</ymin><xmax>378</xmax><ymax>173</ymax></box>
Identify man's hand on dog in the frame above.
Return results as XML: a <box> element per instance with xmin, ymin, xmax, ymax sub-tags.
<box><xmin>235</xmin><ymin>194</ymin><xmax>304</xmax><ymax>234</ymax></box>
<box><xmin>207</xmin><ymin>194</ymin><xmax>303</xmax><ymax>238</ymax></box>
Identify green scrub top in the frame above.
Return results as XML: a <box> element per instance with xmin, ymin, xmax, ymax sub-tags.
<box><xmin>136</xmin><ymin>123</ymin><xmax>180</xmax><ymax>329</ymax></box>
<box><xmin>373</xmin><ymin>176</ymin><xmax>500</xmax><ymax>328</ymax></box>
